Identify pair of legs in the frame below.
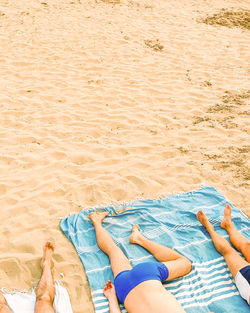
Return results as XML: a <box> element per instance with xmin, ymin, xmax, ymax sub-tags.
<box><xmin>0</xmin><ymin>242</ymin><xmax>55</xmax><ymax>313</ymax></box>
<box><xmin>197</xmin><ymin>204</ymin><xmax>250</xmax><ymax>279</ymax></box>
<box><xmin>89</xmin><ymin>212</ymin><xmax>191</xmax><ymax>281</ymax></box>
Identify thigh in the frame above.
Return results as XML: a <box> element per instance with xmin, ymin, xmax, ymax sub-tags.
<box><xmin>35</xmin><ymin>300</ymin><xmax>55</xmax><ymax>313</ymax></box>
<box><xmin>224</xmin><ymin>249</ymin><xmax>249</xmax><ymax>279</ymax></box>
<box><xmin>109</xmin><ymin>246</ymin><xmax>132</xmax><ymax>278</ymax></box>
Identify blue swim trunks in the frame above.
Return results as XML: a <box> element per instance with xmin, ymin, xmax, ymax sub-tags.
<box><xmin>235</xmin><ymin>265</ymin><xmax>250</xmax><ymax>304</ymax></box>
<box><xmin>240</xmin><ymin>265</ymin><xmax>250</xmax><ymax>284</ymax></box>
<box><xmin>114</xmin><ymin>261</ymin><xmax>169</xmax><ymax>304</ymax></box>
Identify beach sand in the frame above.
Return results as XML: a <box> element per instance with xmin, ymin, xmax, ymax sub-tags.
<box><xmin>0</xmin><ymin>0</ymin><xmax>249</xmax><ymax>312</ymax></box>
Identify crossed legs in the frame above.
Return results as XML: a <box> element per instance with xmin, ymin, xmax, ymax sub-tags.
<box><xmin>197</xmin><ymin>204</ymin><xmax>249</xmax><ymax>278</ymax></box>
<box><xmin>0</xmin><ymin>242</ymin><xmax>55</xmax><ymax>313</ymax></box>
<box><xmin>90</xmin><ymin>212</ymin><xmax>192</xmax><ymax>281</ymax></box>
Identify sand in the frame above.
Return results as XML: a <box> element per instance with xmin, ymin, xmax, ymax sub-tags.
<box><xmin>0</xmin><ymin>0</ymin><xmax>249</xmax><ymax>312</ymax></box>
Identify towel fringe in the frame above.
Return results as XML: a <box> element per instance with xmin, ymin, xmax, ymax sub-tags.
<box><xmin>61</xmin><ymin>184</ymin><xmax>211</xmax><ymax>217</ymax></box>
<box><xmin>1</xmin><ymin>286</ymin><xmax>35</xmax><ymax>295</ymax></box>
<box><xmin>1</xmin><ymin>279</ymin><xmax>63</xmax><ymax>295</ymax></box>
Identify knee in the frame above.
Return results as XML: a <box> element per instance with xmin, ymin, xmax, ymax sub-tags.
<box><xmin>242</xmin><ymin>242</ymin><xmax>250</xmax><ymax>257</ymax></box>
<box><xmin>36</xmin><ymin>291</ymin><xmax>54</xmax><ymax>304</ymax></box>
<box><xmin>184</xmin><ymin>258</ymin><xmax>192</xmax><ymax>275</ymax></box>
<box><xmin>176</xmin><ymin>256</ymin><xmax>192</xmax><ymax>276</ymax></box>
<box><xmin>109</xmin><ymin>245</ymin><xmax>123</xmax><ymax>258</ymax></box>
<box><xmin>242</xmin><ymin>242</ymin><xmax>250</xmax><ymax>251</ymax></box>
<box><xmin>220</xmin><ymin>243</ymin><xmax>233</xmax><ymax>256</ymax></box>
<box><xmin>36</xmin><ymin>294</ymin><xmax>51</xmax><ymax>303</ymax></box>
<box><xmin>179</xmin><ymin>256</ymin><xmax>192</xmax><ymax>276</ymax></box>
<box><xmin>35</xmin><ymin>296</ymin><xmax>55</xmax><ymax>313</ymax></box>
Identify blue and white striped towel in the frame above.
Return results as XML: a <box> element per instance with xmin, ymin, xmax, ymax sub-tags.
<box><xmin>60</xmin><ymin>186</ymin><xmax>250</xmax><ymax>313</ymax></box>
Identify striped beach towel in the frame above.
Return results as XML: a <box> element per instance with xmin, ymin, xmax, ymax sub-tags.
<box><xmin>60</xmin><ymin>186</ymin><xmax>250</xmax><ymax>313</ymax></box>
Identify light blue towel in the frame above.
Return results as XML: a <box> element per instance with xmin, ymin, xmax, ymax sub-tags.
<box><xmin>60</xmin><ymin>186</ymin><xmax>250</xmax><ymax>313</ymax></box>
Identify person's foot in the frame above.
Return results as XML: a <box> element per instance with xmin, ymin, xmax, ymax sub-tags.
<box><xmin>41</xmin><ymin>241</ymin><xmax>55</xmax><ymax>270</ymax></box>
<box><xmin>89</xmin><ymin>211</ymin><xmax>109</xmax><ymax>225</ymax></box>
<box><xmin>197</xmin><ymin>210</ymin><xmax>214</xmax><ymax>233</ymax></box>
<box><xmin>130</xmin><ymin>224</ymin><xmax>143</xmax><ymax>244</ymax></box>
<box><xmin>220</xmin><ymin>204</ymin><xmax>232</xmax><ymax>230</ymax></box>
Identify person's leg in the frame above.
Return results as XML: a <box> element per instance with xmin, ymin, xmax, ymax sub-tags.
<box><xmin>89</xmin><ymin>212</ymin><xmax>132</xmax><ymax>278</ymax></box>
<box><xmin>34</xmin><ymin>242</ymin><xmax>55</xmax><ymax>313</ymax></box>
<box><xmin>197</xmin><ymin>210</ymin><xmax>249</xmax><ymax>278</ymax></box>
<box><xmin>129</xmin><ymin>225</ymin><xmax>192</xmax><ymax>280</ymax></box>
<box><xmin>221</xmin><ymin>204</ymin><xmax>250</xmax><ymax>262</ymax></box>
<box><xmin>0</xmin><ymin>293</ymin><xmax>11</xmax><ymax>313</ymax></box>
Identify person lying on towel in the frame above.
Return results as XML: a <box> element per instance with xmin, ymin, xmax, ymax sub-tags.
<box><xmin>197</xmin><ymin>204</ymin><xmax>250</xmax><ymax>305</ymax></box>
<box><xmin>89</xmin><ymin>211</ymin><xmax>192</xmax><ymax>313</ymax></box>
<box><xmin>0</xmin><ymin>242</ymin><xmax>56</xmax><ymax>313</ymax></box>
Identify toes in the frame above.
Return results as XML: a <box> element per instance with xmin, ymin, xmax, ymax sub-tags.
<box><xmin>44</xmin><ymin>241</ymin><xmax>55</xmax><ymax>251</ymax></box>
<box><xmin>196</xmin><ymin>210</ymin><xmax>203</xmax><ymax>220</ymax></box>
<box><xmin>224</xmin><ymin>204</ymin><xmax>232</xmax><ymax>215</ymax></box>
<box><xmin>132</xmin><ymin>224</ymin><xmax>140</xmax><ymax>231</ymax></box>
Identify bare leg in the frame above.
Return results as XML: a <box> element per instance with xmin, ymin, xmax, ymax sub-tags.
<box><xmin>129</xmin><ymin>225</ymin><xmax>192</xmax><ymax>280</ymax></box>
<box><xmin>0</xmin><ymin>293</ymin><xmax>11</xmax><ymax>313</ymax></box>
<box><xmin>221</xmin><ymin>204</ymin><xmax>250</xmax><ymax>262</ymax></box>
<box><xmin>89</xmin><ymin>212</ymin><xmax>132</xmax><ymax>278</ymax></box>
<box><xmin>197</xmin><ymin>210</ymin><xmax>249</xmax><ymax>278</ymax></box>
<box><xmin>34</xmin><ymin>242</ymin><xmax>55</xmax><ymax>313</ymax></box>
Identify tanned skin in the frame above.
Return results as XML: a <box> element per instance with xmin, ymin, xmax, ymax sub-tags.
<box><xmin>0</xmin><ymin>242</ymin><xmax>56</xmax><ymax>313</ymax></box>
<box><xmin>90</xmin><ymin>211</ymin><xmax>192</xmax><ymax>313</ymax></box>
<box><xmin>197</xmin><ymin>204</ymin><xmax>250</xmax><ymax>304</ymax></box>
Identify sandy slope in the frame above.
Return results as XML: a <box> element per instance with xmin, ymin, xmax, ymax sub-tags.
<box><xmin>0</xmin><ymin>0</ymin><xmax>249</xmax><ymax>312</ymax></box>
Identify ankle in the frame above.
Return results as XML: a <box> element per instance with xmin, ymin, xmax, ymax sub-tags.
<box><xmin>41</xmin><ymin>259</ymin><xmax>52</xmax><ymax>269</ymax></box>
<box><xmin>205</xmin><ymin>223</ymin><xmax>214</xmax><ymax>234</ymax></box>
<box><xmin>139</xmin><ymin>235</ymin><xmax>149</xmax><ymax>246</ymax></box>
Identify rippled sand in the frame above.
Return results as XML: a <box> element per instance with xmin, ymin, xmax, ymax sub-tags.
<box><xmin>0</xmin><ymin>1</ymin><xmax>249</xmax><ymax>312</ymax></box>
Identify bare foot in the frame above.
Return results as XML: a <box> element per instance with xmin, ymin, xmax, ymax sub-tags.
<box><xmin>41</xmin><ymin>241</ymin><xmax>55</xmax><ymax>269</ymax></box>
<box><xmin>197</xmin><ymin>210</ymin><xmax>214</xmax><ymax>233</ymax></box>
<box><xmin>221</xmin><ymin>204</ymin><xmax>232</xmax><ymax>230</ymax></box>
<box><xmin>130</xmin><ymin>224</ymin><xmax>143</xmax><ymax>244</ymax></box>
<box><xmin>89</xmin><ymin>211</ymin><xmax>109</xmax><ymax>225</ymax></box>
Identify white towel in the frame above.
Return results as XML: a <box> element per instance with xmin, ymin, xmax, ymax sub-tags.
<box><xmin>3</xmin><ymin>282</ymin><xmax>73</xmax><ymax>313</ymax></box>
